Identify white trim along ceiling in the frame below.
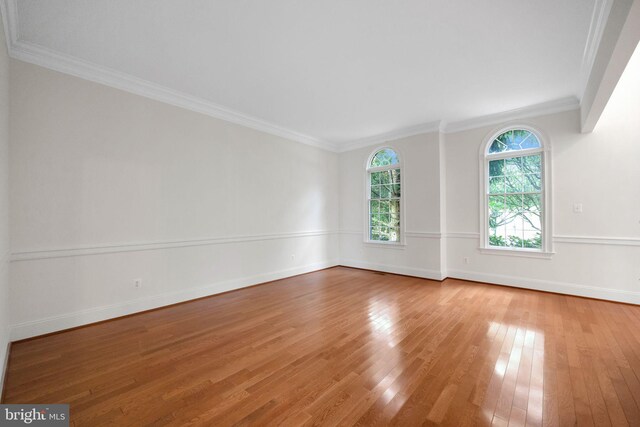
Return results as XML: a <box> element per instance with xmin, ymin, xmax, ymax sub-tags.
<box><xmin>0</xmin><ymin>0</ymin><xmax>628</xmax><ymax>152</ymax></box>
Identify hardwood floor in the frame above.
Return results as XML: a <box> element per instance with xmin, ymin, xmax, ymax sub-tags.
<box><xmin>3</xmin><ymin>267</ymin><xmax>640</xmax><ymax>426</ymax></box>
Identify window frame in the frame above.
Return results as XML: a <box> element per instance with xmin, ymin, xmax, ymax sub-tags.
<box><xmin>478</xmin><ymin>125</ymin><xmax>554</xmax><ymax>258</ymax></box>
<box><xmin>365</xmin><ymin>146</ymin><xmax>405</xmax><ymax>247</ymax></box>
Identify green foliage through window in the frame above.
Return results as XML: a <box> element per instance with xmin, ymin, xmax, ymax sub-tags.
<box><xmin>488</xmin><ymin>129</ymin><xmax>541</xmax><ymax>154</ymax></box>
<box><xmin>370</xmin><ymin>149</ymin><xmax>399</xmax><ymax>167</ymax></box>
<box><xmin>487</xmin><ymin>133</ymin><xmax>543</xmax><ymax>250</ymax></box>
<box><xmin>369</xmin><ymin>148</ymin><xmax>400</xmax><ymax>242</ymax></box>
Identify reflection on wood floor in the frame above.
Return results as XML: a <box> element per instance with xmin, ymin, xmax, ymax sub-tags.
<box><xmin>4</xmin><ymin>267</ymin><xmax>640</xmax><ymax>426</ymax></box>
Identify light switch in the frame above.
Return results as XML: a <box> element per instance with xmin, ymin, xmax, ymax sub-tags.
<box><xmin>573</xmin><ymin>203</ymin><xmax>583</xmax><ymax>213</ymax></box>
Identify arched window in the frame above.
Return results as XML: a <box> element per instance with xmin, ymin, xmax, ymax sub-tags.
<box><xmin>367</xmin><ymin>148</ymin><xmax>402</xmax><ymax>243</ymax></box>
<box><xmin>480</xmin><ymin>127</ymin><xmax>553</xmax><ymax>256</ymax></box>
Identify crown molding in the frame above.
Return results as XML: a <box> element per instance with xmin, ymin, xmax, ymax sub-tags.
<box><xmin>578</xmin><ymin>0</ymin><xmax>614</xmax><ymax>101</ymax></box>
<box><xmin>0</xmin><ymin>0</ymin><xmax>603</xmax><ymax>153</ymax></box>
<box><xmin>580</xmin><ymin>0</ymin><xmax>640</xmax><ymax>133</ymax></box>
<box><xmin>441</xmin><ymin>97</ymin><xmax>581</xmax><ymax>134</ymax></box>
<box><xmin>12</xmin><ymin>39</ymin><xmax>341</xmax><ymax>151</ymax></box>
<box><xmin>334</xmin><ymin>121</ymin><xmax>442</xmax><ymax>153</ymax></box>
<box><xmin>0</xmin><ymin>1</ymin><xmax>339</xmax><ymax>151</ymax></box>
<box><xmin>335</xmin><ymin>96</ymin><xmax>581</xmax><ymax>152</ymax></box>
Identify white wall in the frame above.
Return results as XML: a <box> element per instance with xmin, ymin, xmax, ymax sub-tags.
<box><xmin>0</xmin><ymin>17</ymin><xmax>11</xmax><ymax>395</ymax></box>
<box><xmin>338</xmin><ymin>44</ymin><xmax>640</xmax><ymax>305</ymax></box>
<box><xmin>445</xmin><ymin>44</ymin><xmax>640</xmax><ymax>304</ymax></box>
<box><xmin>9</xmin><ymin>60</ymin><xmax>339</xmax><ymax>340</ymax></box>
<box><xmin>338</xmin><ymin>132</ymin><xmax>445</xmax><ymax>279</ymax></box>
<box><xmin>5</xmin><ymin>34</ymin><xmax>639</xmax><ymax>345</ymax></box>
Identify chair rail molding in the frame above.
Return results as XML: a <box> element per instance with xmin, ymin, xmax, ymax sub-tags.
<box><xmin>11</xmin><ymin>230</ymin><xmax>338</xmax><ymax>261</ymax></box>
<box><xmin>445</xmin><ymin>232</ymin><xmax>640</xmax><ymax>247</ymax></box>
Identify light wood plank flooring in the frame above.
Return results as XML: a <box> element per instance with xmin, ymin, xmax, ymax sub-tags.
<box><xmin>3</xmin><ymin>267</ymin><xmax>640</xmax><ymax>426</ymax></box>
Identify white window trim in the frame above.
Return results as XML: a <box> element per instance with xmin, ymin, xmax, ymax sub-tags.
<box><xmin>364</xmin><ymin>146</ymin><xmax>406</xmax><ymax>247</ymax></box>
<box><xmin>478</xmin><ymin>124</ymin><xmax>554</xmax><ymax>258</ymax></box>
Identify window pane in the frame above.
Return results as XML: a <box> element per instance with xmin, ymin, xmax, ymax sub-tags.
<box><xmin>489</xmin><ymin>138</ymin><xmax>507</xmax><ymax>154</ymax></box>
<box><xmin>522</xmin><ymin>154</ymin><xmax>542</xmax><ymax>174</ymax></box>
<box><xmin>370</xmin><ymin>214</ymin><xmax>380</xmax><ymax>227</ymax></box>
<box><xmin>489</xmin><ymin>176</ymin><xmax>504</xmax><ymax>194</ymax></box>
<box><xmin>489</xmin><ymin>193</ymin><xmax>542</xmax><ymax>249</ymax></box>
<box><xmin>523</xmin><ymin>174</ymin><xmax>541</xmax><ymax>192</ymax></box>
<box><xmin>488</xmin><ymin>130</ymin><xmax>541</xmax><ymax>154</ymax></box>
<box><xmin>523</xmin><ymin>195</ymin><xmax>542</xmax><ymax>249</ymax></box>
<box><xmin>391</xmin><ymin>169</ymin><xmax>401</xmax><ymax>183</ymax></box>
<box><xmin>504</xmin><ymin>157</ymin><xmax>522</xmax><ymax>175</ymax></box>
<box><xmin>505</xmin><ymin>173</ymin><xmax>525</xmax><ymax>194</ymax></box>
<box><xmin>370</xmin><ymin>227</ymin><xmax>380</xmax><ymax>241</ymax></box>
<box><xmin>379</xmin><ymin>185</ymin><xmax>390</xmax><ymax>199</ymax></box>
<box><xmin>371</xmin><ymin>172</ymin><xmax>381</xmax><ymax>185</ymax></box>
<box><xmin>369</xmin><ymin>156</ymin><xmax>401</xmax><ymax>242</ymax></box>
<box><xmin>389</xmin><ymin>199</ymin><xmax>400</xmax><ymax>215</ymax></box>
<box><xmin>488</xmin><ymin>195</ymin><xmax>506</xmax><ymax>247</ymax></box>
<box><xmin>505</xmin><ymin>194</ymin><xmax>523</xmax><ymax>216</ymax></box>
<box><xmin>369</xmin><ymin>201</ymin><xmax>400</xmax><ymax>242</ymax></box>
<box><xmin>392</xmin><ymin>183</ymin><xmax>401</xmax><ymax>197</ymax></box>
<box><xmin>487</xmin><ymin>135</ymin><xmax>543</xmax><ymax>250</ymax></box>
<box><xmin>378</xmin><ymin>226</ymin><xmax>390</xmax><ymax>241</ymax></box>
<box><xmin>506</xmin><ymin>214</ymin><xmax>525</xmax><ymax>248</ymax></box>
<box><xmin>370</xmin><ymin>149</ymin><xmax>400</xmax><ymax>167</ymax></box>
<box><xmin>489</xmin><ymin>159</ymin><xmax>504</xmax><ymax>177</ymax></box>
<box><xmin>390</xmin><ymin>213</ymin><xmax>400</xmax><ymax>228</ymax></box>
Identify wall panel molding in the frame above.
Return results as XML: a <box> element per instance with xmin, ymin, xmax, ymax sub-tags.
<box><xmin>11</xmin><ymin>231</ymin><xmax>338</xmax><ymax>261</ymax></box>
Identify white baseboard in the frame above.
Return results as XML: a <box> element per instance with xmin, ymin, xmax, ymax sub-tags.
<box><xmin>340</xmin><ymin>259</ymin><xmax>445</xmax><ymax>281</ymax></box>
<box><xmin>446</xmin><ymin>269</ymin><xmax>640</xmax><ymax>305</ymax></box>
<box><xmin>0</xmin><ymin>327</ymin><xmax>10</xmax><ymax>399</ymax></box>
<box><xmin>9</xmin><ymin>261</ymin><xmax>638</xmax><ymax>341</ymax></box>
<box><xmin>10</xmin><ymin>260</ymin><xmax>339</xmax><ymax>341</ymax></box>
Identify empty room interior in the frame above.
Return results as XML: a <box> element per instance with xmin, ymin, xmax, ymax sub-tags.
<box><xmin>1</xmin><ymin>1</ymin><xmax>640</xmax><ymax>426</ymax></box>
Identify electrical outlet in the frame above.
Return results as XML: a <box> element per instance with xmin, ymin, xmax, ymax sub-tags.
<box><xmin>573</xmin><ymin>203</ymin><xmax>583</xmax><ymax>213</ymax></box>
<box><xmin>463</xmin><ymin>257</ymin><xmax>469</xmax><ymax>264</ymax></box>
<box><xmin>290</xmin><ymin>254</ymin><xmax>296</xmax><ymax>260</ymax></box>
<box><xmin>134</xmin><ymin>279</ymin><xmax>142</xmax><ymax>288</ymax></box>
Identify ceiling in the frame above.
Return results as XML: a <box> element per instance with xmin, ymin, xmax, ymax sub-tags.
<box><xmin>6</xmin><ymin>0</ymin><xmax>599</xmax><ymax>148</ymax></box>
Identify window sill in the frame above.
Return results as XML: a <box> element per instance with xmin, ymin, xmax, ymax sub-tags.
<box><xmin>364</xmin><ymin>241</ymin><xmax>407</xmax><ymax>250</ymax></box>
<box><xmin>479</xmin><ymin>247</ymin><xmax>554</xmax><ymax>259</ymax></box>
